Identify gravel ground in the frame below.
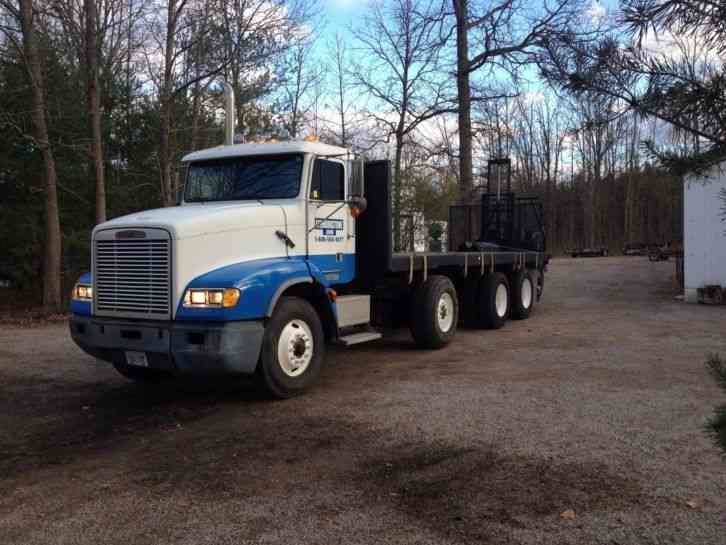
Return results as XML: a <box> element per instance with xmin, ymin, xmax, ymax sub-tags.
<box><xmin>1</xmin><ymin>257</ymin><xmax>725</xmax><ymax>545</ymax></box>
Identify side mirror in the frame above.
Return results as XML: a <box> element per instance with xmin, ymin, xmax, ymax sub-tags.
<box><xmin>349</xmin><ymin>158</ymin><xmax>365</xmax><ymax>198</ymax></box>
<box><xmin>348</xmin><ymin>195</ymin><xmax>367</xmax><ymax>218</ymax></box>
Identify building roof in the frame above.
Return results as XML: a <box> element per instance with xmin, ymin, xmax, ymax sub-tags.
<box><xmin>182</xmin><ymin>141</ymin><xmax>351</xmax><ymax>163</ymax></box>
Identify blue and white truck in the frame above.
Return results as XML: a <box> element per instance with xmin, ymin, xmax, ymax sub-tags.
<box><xmin>70</xmin><ymin>93</ymin><xmax>547</xmax><ymax>398</ymax></box>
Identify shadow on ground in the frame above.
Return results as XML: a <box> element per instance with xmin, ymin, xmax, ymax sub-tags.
<box><xmin>354</xmin><ymin>443</ymin><xmax>644</xmax><ymax>542</ymax></box>
<box><xmin>0</xmin><ymin>371</ymin><xmax>266</xmax><ymax>479</ymax></box>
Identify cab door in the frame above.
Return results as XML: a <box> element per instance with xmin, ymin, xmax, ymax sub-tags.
<box><xmin>307</xmin><ymin>157</ymin><xmax>355</xmax><ymax>285</ymax></box>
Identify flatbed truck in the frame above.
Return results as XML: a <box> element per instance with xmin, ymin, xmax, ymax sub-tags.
<box><xmin>70</xmin><ymin>91</ymin><xmax>547</xmax><ymax>398</ymax></box>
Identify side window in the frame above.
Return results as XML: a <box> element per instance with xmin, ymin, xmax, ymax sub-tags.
<box><xmin>310</xmin><ymin>159</ymin><xmax>345</xmax><ymax>201</ymax></box>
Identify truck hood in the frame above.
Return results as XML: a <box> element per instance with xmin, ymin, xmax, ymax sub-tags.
<box><xmin>94</xmin><ymin>202</ymin><xmax>286</xmax><ymax>240</ymax></box>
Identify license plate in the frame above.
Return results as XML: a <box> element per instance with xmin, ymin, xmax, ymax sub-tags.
<box><xmin>125</xmin><ymin>351</ymin><xmax>149</xmax><ymax>367</ymax></box>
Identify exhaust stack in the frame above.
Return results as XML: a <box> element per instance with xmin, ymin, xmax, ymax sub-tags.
<box><xmin>223</xmin><ymin>81</ymin><xmax>235</xmax><ymax>146</ymax></box>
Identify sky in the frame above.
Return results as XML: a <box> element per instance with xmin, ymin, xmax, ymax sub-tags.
<box><xmin>321</xmin><ymin>0</ymin><xmax>367</xmax><ymax>37</ymax></box>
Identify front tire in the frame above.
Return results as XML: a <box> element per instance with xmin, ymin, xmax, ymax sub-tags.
<box><xmin>256</xmin><ymin>297</ymin><xmax>325</xmax><ymax>399</ymax></box>
<box><xmin>410</xmin><ymin>275</ymin><xmax>458</xmax><ymax>349</ymax></box>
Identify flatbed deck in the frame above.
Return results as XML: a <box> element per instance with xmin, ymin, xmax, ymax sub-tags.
<box><xmin>389</xmin><ymin>250</ymin><xmax>546</xmax><ymax>277</ymax></box>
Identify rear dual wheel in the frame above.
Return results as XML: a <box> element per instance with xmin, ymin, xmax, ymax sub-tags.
<box><xmin>461</xmin><ymin>269</ymin><xmax>536</xmax><ymax>328</ymax></box>
<box><xmin>509</xmin><ymin>269</ymin><xmax>535</xmax><ymax>320</ymax></box>
<box><xmin>477</xmin><ymin>272</ymin><xmax>510</xmax><ymax>329</ymax></box>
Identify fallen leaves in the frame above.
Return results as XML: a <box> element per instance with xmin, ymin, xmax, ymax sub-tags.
<box><xmin>560</xmin><ymin>509</ymin><xmax>576</xmax><ymax>520</ymax></box>
<box><xmin>685</xmin><ymin>498</ymin><xmax>702</xmax><ymax>510</ymax></box>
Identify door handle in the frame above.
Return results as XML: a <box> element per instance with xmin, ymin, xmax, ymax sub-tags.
<box><xmin>276</xmin><ymin>230</ymin><xmax>296</xmax><ymax>249</ymax></box>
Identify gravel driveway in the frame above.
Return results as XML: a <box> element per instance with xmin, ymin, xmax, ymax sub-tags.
<box><xmin>1</xmin><ymin>257</ymin><xmax>725</xmax><ymax>545</ymax></box>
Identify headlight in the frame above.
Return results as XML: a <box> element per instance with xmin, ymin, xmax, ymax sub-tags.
<box><xmin>72</xmin><ymin>283</ymin><xmax>93</xmax><ymax>301</ymax></box>
<box><xmin>183</xmin><ymin>288</ymin><xmax>240</xmax><ymax>308</ymax></box>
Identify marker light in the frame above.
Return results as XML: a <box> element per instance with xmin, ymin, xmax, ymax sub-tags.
<box><xmin>183</xmin><ymin>288</ymin><xmax>240</xmax><ymax>308</ymax></box>
<box><xmin>73</xmin><ymin>283</ymin><xmax>93</xmax><ymax>301</ymax></box>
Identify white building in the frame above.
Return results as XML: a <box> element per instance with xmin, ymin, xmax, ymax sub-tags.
<box><xmin>684</xmin><ymin>160</ymin><xmax>726</xmax><ymax>303</ymax></box>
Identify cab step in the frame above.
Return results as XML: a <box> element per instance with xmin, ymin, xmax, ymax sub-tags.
<box><xmin>337</xmin><ymin>331</ymin><xmax>383</xmax><ymax>346</ymax></box>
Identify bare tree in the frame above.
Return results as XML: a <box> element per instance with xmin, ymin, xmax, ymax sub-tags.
<box><xmin>85</xmin><ymin>0</ymin><xmax>106</xmax><ymax>223</ymax></box>
<box><xmin>281</xmin><ymin>37</ymin><xmax>321</xmax><ymax>138</ymax></box>
<box><xmin>329</xmin><ymin>32</ymin><xmax>352</xmax><ymax>147</ymax></box>
<box><xmin>354</xmin><ymin>0</ymin><xmax>452</xmax><ymax>250</ymax></box>
<box><xmin>219</xmin><ymin>0</ymin><xmax>318</xmax><ymax>142</ymax></box>
<box><xmin>450</xmin><ymin>0</ymin><xmax>582</xmax><ymax>196</ymax></box>
<box><xmin>571</xmin><ymin>92</ymin><xmax>622</xmax><ymax>246</ymax></box>
<box><xmin>49</xmin><ymin>0</ymin><xmax>147</xmax><ymax>220</ymax></box>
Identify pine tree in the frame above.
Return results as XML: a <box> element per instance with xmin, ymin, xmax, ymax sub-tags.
<box><xmin>706</xmin><ymin>354</ymin><xmax>726</xmax><ymax>454</ymax></box>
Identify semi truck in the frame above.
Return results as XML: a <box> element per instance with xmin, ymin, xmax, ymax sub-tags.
<box><xmin>70</xmin><ymin>91</ymin><xmax>547</xmax><ymax>398</ymax></box>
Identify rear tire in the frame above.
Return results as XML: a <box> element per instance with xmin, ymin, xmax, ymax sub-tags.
<box><xmin>410</xmin><ymin>275</ymin><xmax>458</xmax><ymax>349</ymax></box>
<box><xmin>255</xmin><ymin>297</ymin><xmax>325</xmax><ymax>399</ymax></box>
<box><xmin>509</xmin><ymin>269</ymin><xmax>534</xmax><ymax>320</ymax></box>
<box><xmin>477</xmin><ymin>272</ymin><xmax>510</xmax><ymax>329</ymax></box>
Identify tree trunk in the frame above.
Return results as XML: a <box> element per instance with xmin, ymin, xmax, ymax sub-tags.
<box><xmin>19</xmin><ymin>0</ymin><xmax>62</xmax><ymax>310</ymax></box>
<box><xmin>338</xmin><ymin>83</ymin><xmax>346</xmax><ymax>146</ymax></box>
<box><xmin>159</xmin><ymin>101</ymin><xmax>173</xmax><ymax>205</ymax></box>
<box><xmin>453</xmin><ymin>0</ymin><xmax>474</xmax><ymax>197</ymax></box>
<box><xmin>159</xmin><ymin>0</ymin><xmax>176</xmax><ymax>207</ymax></box>
<box><xmin>85</xmin><ymin>0</ymin><xmax>106</xmax><ymax>224</ymax></box>
<box><xmin>190</xmin><ymin>83</ymin><xmax>201</xmax><ymax>151</ymax></box>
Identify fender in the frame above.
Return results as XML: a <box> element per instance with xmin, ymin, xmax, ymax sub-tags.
<box><xmin>70</xmin><ymin>272</ymin><xmax>93</xmax><ymax>316</ymax></box>
<box><xmin>176</xmin><ymin>256</ymin><xmax>325</xmax><ymax>322</ymax></box>
<box><xmin>176</xmin><ymin>256</ymin><xmax>312</xmax><ymax>321</ymax></box>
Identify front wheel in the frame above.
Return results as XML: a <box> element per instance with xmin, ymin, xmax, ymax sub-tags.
<box><xmin>256</xmin><ymin>297</ymin><xmax>325</xmax><ymax>399</ymax></box>
<box><xmin>410</xmin><ymin>275</ymin><xmax>458</xmax><ymax>349</ymax></box>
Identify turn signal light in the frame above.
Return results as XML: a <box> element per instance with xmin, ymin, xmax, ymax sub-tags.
<box><xmin>223</xmin><ymin>288</ymin><xmax>241</xmax><ymax>308</ymax></box>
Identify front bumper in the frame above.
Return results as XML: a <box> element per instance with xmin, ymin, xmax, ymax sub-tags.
<box><xmin>70</xmin><ymin>315</ymin><xmax>264</xmax><ymax>376</ymax></box>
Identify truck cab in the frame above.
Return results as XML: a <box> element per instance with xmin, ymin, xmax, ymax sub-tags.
<box><xmin>70</xmin><ymin>140</ymin><xmax>374</xmax><ymax>397</ymax></box>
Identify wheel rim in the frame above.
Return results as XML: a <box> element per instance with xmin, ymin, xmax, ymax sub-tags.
<box><xmin>495</xmin><ymin>283</ymin><xmax>508</xmax><ymax>318</ymax></box>
<box><xmin>521</xmin><ymin>277</ymin><xmax>533</xmax><ymax>309</ymax></box>
<box><xmin>277</xmin><ymin>319</ymin><xmax>314</xmax><ymax>378</ymax></box>
<box><xmin>437</xmin><ymin>292</ymin><xmax>455</xmax><ymax>333</ymax></box>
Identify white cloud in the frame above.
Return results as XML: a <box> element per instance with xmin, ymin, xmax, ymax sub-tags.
<box><xmin>329</xmin><ymin>0</ymin><xmax>367</xmax><ymax>8</ymax></box>
<box><xmin>586</xmin><ymin>1</ymin><xmax>607</xmax><ymax>24</ymax></box>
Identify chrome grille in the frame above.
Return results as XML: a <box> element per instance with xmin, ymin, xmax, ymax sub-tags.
<box><xmin>93</xmin><ymin>231</ymin><xmax>171</xmax><ymax>319</ymax></box>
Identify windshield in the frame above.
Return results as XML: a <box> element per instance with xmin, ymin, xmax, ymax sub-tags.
<box><xmin>184</xmin><ymin>154</ymin><xmax>303</xmax><ymax>202</ymax></box>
